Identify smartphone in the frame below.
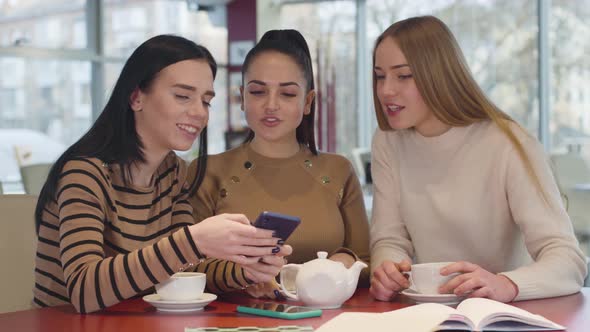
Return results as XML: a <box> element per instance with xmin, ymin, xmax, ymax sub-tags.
<box><xmin>237</xmin><ymin>302</ymin><xmax>322</xmax><ymax>320</ymax></box>
<box><xmin>253</xmin><ymin>211</ymin><xmax>301</xmax><ymax>241</ymax></box>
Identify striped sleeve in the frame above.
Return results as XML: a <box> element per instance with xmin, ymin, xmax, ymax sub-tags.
<box><xmin>57</xmin><ymin>159</ymin><xmax>204</xmax><ymax>313</ymax></box>
<box><xmin>193</xmin><ymin>258</ymin><xmax>254</xmax><ymax>293</ymax></box>
<box><xmin>171</xmin><ymin>157</ymin><xmax>199</xmax><ymax>227</ymax></box>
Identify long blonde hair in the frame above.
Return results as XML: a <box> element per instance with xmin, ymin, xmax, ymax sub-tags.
<box><xmin>373</xmin><ymin>15</ymin><xmax>547</xmax><ymax>202</ymax></box>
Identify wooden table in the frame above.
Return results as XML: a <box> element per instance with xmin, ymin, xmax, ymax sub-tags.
<box><xmin>1</xmin><ymin>288</ymin><xmax>589</xmax><ymax>332</ymax></box>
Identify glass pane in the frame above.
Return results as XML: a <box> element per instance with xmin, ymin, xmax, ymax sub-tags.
<box><xmin>367</xmin><ymin>0</ymin><xmax>539</xmax><ymax>137</ymax></box>
<box><xmin>0</xmin><ymin>57</ymin><xmax>91</xmax><ymax>193</ymax></box>
<box><xmin>207</xmin><ymin>66</ymin><xmax>228</xmax><ymax>155</ymax></box>
<box><xmin>104</xmin><ymin>61</ymin><xmax>124</xmax><ymax>103</ymax></box>
<box><xmin>280</xmin><ymin>1</ymin><xmax>358</xmax><ymax>154</ymax></box>
<box><xmin>550</xmin><ymin>0</ymin><xmax>590</xmax><ymax>155</ymax></box>
<box><xmin>103</xmin><ymin>0</ymin><xmax>228</xmax><ymax>64</ymax></box>
<box><xmin>0</xmin><ymin>0</ymin><xmax>86</xmax><ymax>48</ymax></box>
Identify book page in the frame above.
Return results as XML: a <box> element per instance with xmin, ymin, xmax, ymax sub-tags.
<box><xmin>316</xmin><ymin>303</ymin><xmax>459</xmax><ymax>332</ymax></box>
<box><xmin>456</xmin><ymin>298</ymin><xmax>564</xmax><ymax>330</ymax></box>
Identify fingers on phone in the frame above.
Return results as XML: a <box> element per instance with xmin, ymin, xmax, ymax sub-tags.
<box><xmin>234</xmin><ymin>255</ymin><xmax>261</xmax><ymax>266</ymax></box>
<box><xmin>278</xmin><ymin>244</ymin><xmax>293</xmax><ymax>256</ymax></box>
<box><xmin>224</xmin><ymin>213</ymin><xmax>251</xmax><ymax>225</ymax></box>
<box><xmin>240</xmin><ymin>227</ymin><xmax>275</xmax><ymax>239</ymax></box>
<box><xmin>259</xmin><ymin>255</ymin><xmax>283</xmax><ymax>267</ymax></box>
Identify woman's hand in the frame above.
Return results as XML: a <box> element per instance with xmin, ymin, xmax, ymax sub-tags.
<box><xmin>369</xmin><ymin>260</ymin><xmax>412</xmax><ymax>301</ymax></box>
<box><xmin>244</xmin><ymin>280</ymin><xmax>284</xmax><ymax>300</ymax></box>
<box><xmin>242</xmin><ymin>245</ymin><xmax>292</xmax><ymax>284</ymax></box>
<box><xmin>439</xmin><ymin>261</ymin><xmax>519</xmax><ymax>303</ymax></box>
<box><xmin>189</xmin><ymin>213</ymin><xmax>281</xmax><ymax>265</ymax></box>
<box><xmin>329</xmin><ymin>252</ymin><xmax>356</xmax><ymax>268</ymax></box>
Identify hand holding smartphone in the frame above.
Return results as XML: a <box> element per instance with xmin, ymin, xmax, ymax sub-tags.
<box><xmin>237</xmin><ymin>302</ymin><xmax>322</xmax><ymax>319</ymax></box>
<box><xmin>253</xmin><ymin>211</ymin><xmax>301</xmax><ymax>241</ymax></box>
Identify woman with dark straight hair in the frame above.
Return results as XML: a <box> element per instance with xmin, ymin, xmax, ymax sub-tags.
<box><xmin>33</xmin><ymin>34</ymin><xmax>291</xmax><ymax>313</ymax></box>
<box><xmin>188</xmin><ymin>29</ymin><xmax>370</xmax><ymax>299</ymax></box>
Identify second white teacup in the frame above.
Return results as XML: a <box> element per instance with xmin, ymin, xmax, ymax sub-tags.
<box><xmin>155</xmin><ymin>272</ymin><xmax>206</xmax><ymax>301</ymax></box>
<box><xmin>408</xmin><ymin>262</ymin><xmax>456</xmax><ymax>295</ymax></box>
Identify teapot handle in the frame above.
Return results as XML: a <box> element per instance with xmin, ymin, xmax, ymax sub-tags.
<box><xmin>279</xmin><ymin>264</ymin><xmax>300</xmax><ymax>300</ymax></box>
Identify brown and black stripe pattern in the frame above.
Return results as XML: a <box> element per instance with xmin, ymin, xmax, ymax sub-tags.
<box><xmin>33</xmin><ymin>153</ymin><xmax>252</xmax><ymax>313</ymax></box>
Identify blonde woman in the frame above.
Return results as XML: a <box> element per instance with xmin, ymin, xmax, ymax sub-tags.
<box><xmin>369</xmin><ymin>16</ymin><xmax>587</xmax><ymax>303</ymax></box>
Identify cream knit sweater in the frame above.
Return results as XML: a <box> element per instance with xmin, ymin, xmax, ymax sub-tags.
<box><xmin>370</xmin><ymin>120</ymin><xmax>587</xmax><ymax>300</ymax></box>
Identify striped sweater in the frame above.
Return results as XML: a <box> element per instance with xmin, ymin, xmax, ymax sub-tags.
<box><xmin>33</xmin><ymin>152</ymin><xmax>251</xmax><ymax>313</ymax></box>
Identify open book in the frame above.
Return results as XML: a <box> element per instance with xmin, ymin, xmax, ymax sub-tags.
<box><xmin>316</xmin><ymin>298</ymin><xmax>564</xmax><ymax>332</ymax></box>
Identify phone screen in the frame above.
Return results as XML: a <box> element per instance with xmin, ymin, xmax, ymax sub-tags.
<box><xmin>237</xmin><ymin>302</ymin><xmax>322</xmax><ymax>319</ymax></box>
<box><xmin>249</xmin><ymin>302</ymin><xmax>317</xmax><ymax>313</ymax></box>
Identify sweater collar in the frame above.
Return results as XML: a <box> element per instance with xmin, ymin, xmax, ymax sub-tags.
<box><xmin>407</xmin><ymin>123</ymin><xmax>474</xmax><ymax>150</ymax></box>
<box><xmin>243</xmin><ymin>143</ymin><xmax>311</xmax><ymax>168</ymax></box>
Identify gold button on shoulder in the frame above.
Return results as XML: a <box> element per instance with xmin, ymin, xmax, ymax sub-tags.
<box><xmin>304</xmin><ymin>160</ymin><xmax>312</xmax><ymax>168</ymax></box>
<box><xmin>321</xmin><ymin>176</ymin><xmax>330</xmax><ymax>184</ymax></box>
<box><xmin>230</xmin><ymin>176</ymin><xmax>240</xmax><ymax>183</ymax></box>
<box><xmin>244</xmin><ymin>161</ymin><xmax>253</xmax><ymax>170</ymax></box>
<box><xmin>220</xmin><ymin>188</ymin><xmax>228</xmax><ymax>198</ymax></box>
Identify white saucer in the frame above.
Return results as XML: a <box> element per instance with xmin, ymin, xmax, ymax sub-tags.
<box><xmin>143</xmin><ymin>293</ymin><xmax>217</xmax><ymax>312</ymax></box>
<box><xmin>401</xmin><ymin>289</ymin><xmax>462</xmax><ymax>305</ymax></box>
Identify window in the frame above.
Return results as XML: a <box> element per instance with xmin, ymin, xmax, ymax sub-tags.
<box><xmin>279</xmin><ymin>1</ymin><xmax>358</xmax><ymax>154</ymax></box>
<box><xmin>277</xmin><ymin>0</ymin><xmax>538</xmax><ymax>155</ymax></box>
<box><xmin>103</xmin><ymin>1</ymin><xmax>228</xmax><ymax>62</ymax></box>
<box><xmin>551</xmin><ymin>0</ymin><xmax>590</xmax><ymax>153</ymax></box>
<box><xmin>0</xmin><ymin>58</ymin><xmax>92</xmax><ymax>144</ymax></box>
<box><xmin>0</xmin><ymin>0</ymin><xmax>229</xmax><ymax>193</ymax></box>
<box><xmin>0</xmin><ymin>0</ymin><xmax>86</xmax><ymax>49</ymax></box>
<box><xmin>366</xmin><ymin>0</ymin><xmax>539</xmax><ymax>137</ymax></box>
<box><xmin>0</xmin><ymin>87</ymin><xmax>23</xmax><ymax>118</ymax></box>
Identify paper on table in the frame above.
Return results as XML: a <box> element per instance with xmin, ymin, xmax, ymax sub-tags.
<box><xmin>186</xmin><ymin>326</ymin><xmax>314</xmax><ymax>332</ymax></box>
<box><xmin>316</xmin><ymin>304</ymin><xmax>454</xmax><ymax>332</ymax></box>
<box><xmin>452</xmin><ymin>298</ymin><xmax>564</xmax><ymax>330</ymax></box>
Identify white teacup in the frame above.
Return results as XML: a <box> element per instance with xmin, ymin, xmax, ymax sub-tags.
<box><xmin>155</xmin><ymin>272</ymin><xmax>206</xmax><ymax>301</ymax></box>
<box><xmin>279</xmin><ymin>266</ymin><xmax>298</xmax><ymax>294</ymax></box>
<box><xmin>408</xmin><ymin>262</ymin><xmax>456</xmax><ymax>295</ymax></box>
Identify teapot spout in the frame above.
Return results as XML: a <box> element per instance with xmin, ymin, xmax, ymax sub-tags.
<box><xmin>346</xmin><ymin>261</ymin><xmax>368</xmax><ymax>289</ymax></box>
<box><xmin>349</xmin><ymin>261</ymin><xmax>368</xmax><ymax>275</ymax></box>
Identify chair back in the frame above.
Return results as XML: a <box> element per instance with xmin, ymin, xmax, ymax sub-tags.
<box><xmin>20</xmin><ymin>163</ymin><xmax>51</xmax><ymax>195</ymax></box>
<box><xmin>550</xmin><ymin>154</ymin><xmax>590</xmax><ymax>256</ymax></box>
<box><xmin>0</xmin><ymin>194</ymin><xmax>38</xmax><ymax>313</ymax></box>
<box><xmin>550</xmin><ymin>153</ymin><xmax>590</xmax><ymax>189</ymax></box>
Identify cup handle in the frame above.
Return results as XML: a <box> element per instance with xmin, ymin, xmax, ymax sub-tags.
<box><xmin>402</xmin><ymin>271</ymin><xmax>416</xmax><ymax>291</ymax></box>
<box><xmin>279</xmin><ymin>264</ymin><xmax>300</xmax><ymax>300</ymax></box>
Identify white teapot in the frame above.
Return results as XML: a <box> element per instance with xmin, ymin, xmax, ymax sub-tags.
<box><xmin>279</xmin><ymin>251</ymin><xmax>367</xmax><ymax>309</ymax></box>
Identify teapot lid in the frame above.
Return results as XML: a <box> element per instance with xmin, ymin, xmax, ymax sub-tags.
<box><xmin>299</xmin><ymin>250</ymin><xmax>348</xmax><ymax>280</ymax></box>
<box><xmin>317</xmin><ymin>251</ymin><xmax>328</xmax><ymax>259</ymax></box>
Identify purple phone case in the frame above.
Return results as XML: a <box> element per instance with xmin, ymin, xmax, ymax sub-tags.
<box><xmin>253</xmin><ymin>211</ymin><xmax>301</xmax><ymax>241</ymax></box>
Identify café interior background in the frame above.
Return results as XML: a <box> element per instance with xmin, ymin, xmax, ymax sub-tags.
<box><xmin>1</xmin><ymin>0</ymin><xmax>590</xmax><ymax>255</ymax></box>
